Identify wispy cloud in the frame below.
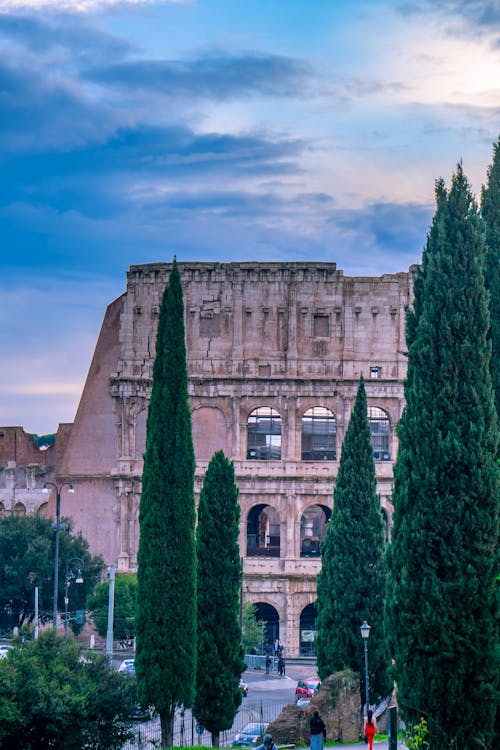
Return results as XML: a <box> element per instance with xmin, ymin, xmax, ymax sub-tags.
<box><xmin>0</xmin><ymin>0</ymin><xmax>187</xmax><ymax>11</ymax></box>
<box><xmin>86</xmin><ymin>52</ymin><xmax>315</xmax><ymax>99</ymax></box>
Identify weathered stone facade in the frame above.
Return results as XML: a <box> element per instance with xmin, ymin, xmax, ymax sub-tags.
<box><xmin>0</xmin><ymin>261</ymin><xmax>414</xmax><ymax>656</ymax></box>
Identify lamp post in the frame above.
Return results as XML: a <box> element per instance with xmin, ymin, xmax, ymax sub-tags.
<box><xmin>64</xmin><ymin>557</ymin><xmax>84</xmax><ymax>638</ymax></box>
<box><xmin>42</xmin><ymin>481</ymin><xmax>75</xmax><ymax>629</ymax></box>
<box><xmin>360</xmin><ymin>620</ymin><xmax>371</xmax><ymax>715</ymax></box>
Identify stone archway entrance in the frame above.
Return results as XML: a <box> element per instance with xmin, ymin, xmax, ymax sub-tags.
<box><xmin>299</xmin><ymin>603</ymin><xmax>317</xmax><ymax>656</ymax></box>
<box><xmin>254</xmin><ymin>602</ymin><xmax>280</xmax><ymax>650</ymax></box>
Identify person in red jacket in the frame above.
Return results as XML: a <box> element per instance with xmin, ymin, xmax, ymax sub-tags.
<box><xmin>364</xmin><ymin>709</ymin><xmax>377</xmax><ymax>750</ymax></box>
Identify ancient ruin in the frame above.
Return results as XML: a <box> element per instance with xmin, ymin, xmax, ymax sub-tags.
<box><xmin>0</xmin><ymin>261</ymin><xmax>414</xmax><ymax>656</ymax></box>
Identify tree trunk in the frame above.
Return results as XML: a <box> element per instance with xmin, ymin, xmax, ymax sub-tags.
<box><xmin>211</xmin><ymin>729</ymin><xmax>220</xmax><ymax>747</ymax></box>
<box><xmin>160</xmin><ymin>707</ymin><xmax>175</xmax><ymax>748</ymax></box>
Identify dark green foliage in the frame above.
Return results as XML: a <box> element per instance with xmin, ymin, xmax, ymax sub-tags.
<box><xmin>87</xmin><ymin>573</ymin><xmax>137</xmax><ymax>641</ymax></box>
<box><xmin>481</xmin><ymin>137</ymin><xmax>500</xmax><ymax>414</ymax></box>
<box><xmin>0</xmin><ymin>629</ymin><xmax>137</xmax><ymax>749</ymax></box>
<box><xmin>242</xmin><ymin>600</ymin><xmax>265</xmax><ymax>653</ymax></box>
<box><xmin>135</xmin><ymin>259</ymin><xmax>197</xmax><ymax>747</ymax></box>
<box><xmin>0</xmin><ymin>514</ymin><xmax>104</xmax><ymax>632</ymax></box>
<box><xmin>194</xmin><ymin>451</ymin><xmax>245</xmax><ymax>746</ymax></box>
<box><xmin>30</xmin><ymin>434</ymin><xmax>56</xmax><ymax>448</ymax></box>
<box><xmin>386</xmin><ymin>165</ymin><xmax>499</xmax><ymax>750</ymax></box>
<box><xmin>315</xmin><ymin>376</ymin><xmax>389</xmax><ymax>704</ymax></box>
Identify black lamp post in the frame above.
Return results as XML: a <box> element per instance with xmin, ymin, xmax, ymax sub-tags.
<box><xmin>64</xmin><ymin>557</ymin><xmax>84</xmax><ymax>638</ymax></box>
<box><xmin>42</xmin><ymin>481</ymin><xmax>75</xmax><ymax>628</ymax></box>
<box><xmin>360</xmin><ymin>620</ymin><xmax>371</xmax><ymax>715</ymax></box>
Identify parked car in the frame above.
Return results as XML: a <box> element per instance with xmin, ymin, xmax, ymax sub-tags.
<box><xmin>296</xmin><ymin>697</ymin><xmax>311</xmax><ymax>708</ymax></box>
<box><xmin>118</xmin><ymin>658</ymin><xmax>135</xmax><ymax>672</ymax></box>
<box><xmin>232</xmin><ymin>722</ymin><xmax>268</xmax><ymax>747</ymax></box>
<box><xmin>239</xmin><ymin>678</ymin><xmax>248</xmax><ymax>697</ymax></box>
<box><xmin>295</xmin><ymin>677</ymin><xmax>320</xmax><ymax>701</ymax></box>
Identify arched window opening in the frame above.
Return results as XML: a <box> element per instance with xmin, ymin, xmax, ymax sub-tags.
<box><xmin>368</xmin><ymin>406</ymin><xmax>390</xmax><ymax>460</ymax></box>
<box><xmin>247</xmin><ymin>407</ymin><xmax>281</xmax><ymax>460</ymax></box>
<box><xmin>37</xmin><ymin>502</ymin><xmax>49</xmax><ymax>517</ymax></box>
<box><xmin>13</xmin><ymin>502</ymin><xmax>26</xmax><ymax>517</ymax></box>
<box><xmin>247</xmin><ymin>505</ymin><xmax>280</xmax><ymax>557</ymax></box>
<box><xmin>0</xmin><ymin>502</ymin><xmax>5</xmax><ymax>517</ymax></box>
<box><xmin>254</xmin><ymin>602</ymin><xmax>280</xmax><ymax>649</ymax></box>
<box><xmin>300</xmin><ymin>604</ymin><xmax>317</xmax><ymax>656</ymax></box>
<box><xmin>300</xmin><ymin>505</ymin><xmax>331</xmax><ymax>557</ymax></box>
<box><xmin>301</xmin><ymin>407</ymin><xmax>336</xmax><ymax>460</ymax></box>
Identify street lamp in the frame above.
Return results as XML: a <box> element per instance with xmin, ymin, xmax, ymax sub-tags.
<box><xmin>64</xmin><ymin>557</ymin><xmax>84</xmax><ymax>638</ymax></box>
<box><xmin>42</xmin><ymin>481</ymin><xmax>75</xmax><ymax>628</ymax></box>
<box><xmin>360</xmin><ymin>620</ymin><xmax>371</xmax><ymax>715</ymax></box>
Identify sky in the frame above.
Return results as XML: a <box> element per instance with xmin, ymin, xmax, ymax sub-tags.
<box><xmin>0</xmin><ymin>0</ymin><xmax>498</xmax><ymax>436</ymax></box>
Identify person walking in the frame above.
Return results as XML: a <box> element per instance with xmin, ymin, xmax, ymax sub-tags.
<box><xmin>309</xmin><ymin>710</ymin><xmax>326</xmax><ymax>750</ymax></box>
<box><xmin>364</xmin><ymin>709</ymin><xmax>377</xmax><ymax>750</ymax></box>
<box><xmin>265</xmin><ymin>654</ymin><xmax>272</xmax><ymax>675</ymax></box>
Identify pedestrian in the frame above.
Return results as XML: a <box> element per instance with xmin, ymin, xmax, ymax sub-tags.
<box><xmin>364</xmin><ymin>709</ymin><xmax>377</xmax><ymax>750</ymax></box>
<box><xmin>309</xmin><ymin>710</ymin><xmax>326</xmax><ymax>750</ymax></box>
<box><xmin>277</xmin><ymin>655</ymin><xmax>285</xmax><ymax>676</ymax></box>
<box><xmin>256</xmin><ymin>734</ymin><xmax>278</xmax><ymax>750</ymax></box>
<box><xmin>265</xmin><ymin>654</ymin><xmax>272</xmax><ymax>675</ymax></box>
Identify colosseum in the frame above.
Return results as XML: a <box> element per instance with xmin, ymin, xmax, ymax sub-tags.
<box><xmin>0</xmin><ymin>261</ymin><xmax>414</xmax><ymax>656</ymax></box>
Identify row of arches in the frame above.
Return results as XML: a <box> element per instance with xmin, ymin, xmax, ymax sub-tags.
<box><xmin>254</xmin><ymin>602</ymin><xmax>318</xmax><ymax>657</ymax></box>
<box><xmin>247</xmin><ymin>405</ymin><xmax>391</xmax><ymax>461</ymax></box>
<box><xmin>0</xmin><ymin>501</ymin><xmax>30</xmax><ymax>516</ymax></box>
<box><xmin>247</xmin><ymin>502</ymin><xmax>390</xmax><ymax>557</ymax></box>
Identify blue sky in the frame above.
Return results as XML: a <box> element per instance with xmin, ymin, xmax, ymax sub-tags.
<box><xmin>0</xmin><ymin>0</ymin><xmax>498</xmax><ymax>435</ymax></box>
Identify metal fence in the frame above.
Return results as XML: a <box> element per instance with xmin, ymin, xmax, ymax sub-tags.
<box><xmin>123</xmin><ymin>699</ymin><xmax>290</xmax><ymax>749</ymax></box>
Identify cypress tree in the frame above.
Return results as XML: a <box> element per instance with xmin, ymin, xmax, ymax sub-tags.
<box><xmin>194</xmin><ymin>450</ymin><xmax>245</xmax><ymax>747</ymax></box>
<box><xmin>135</xmin><ymin>259</ymin><xmax>197</xmax><ymax>749</ymax></box>
<box><xmin>386</xmin><ymin>165</ymin><xmax>499</xmax><ymax>750</ymax></box>
<box><xmin>316</xmin><ymin>376</ymin><xmax>389</xmax><ymax>706</ymax></box>
<box><xmin>481</xmin><ymin>137</ymin><xmax>500</xmax><ymax>414</ymax></box>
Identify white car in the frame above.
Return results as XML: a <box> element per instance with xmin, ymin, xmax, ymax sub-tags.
<box><xmin>118</xmin><ymin>658</ymin><xmax>135</xmax><ymax>672</ymax></box>
<box><xmin>0</xmin><ymin>644</ymin><xmax>12</xmax><ymax>658</ymax></box>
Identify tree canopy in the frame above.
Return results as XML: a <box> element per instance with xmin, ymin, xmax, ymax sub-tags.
<box><xmin>481</xmin><ymin>136</ymin><xmax>500</xmax><ymax>414</ymax></box>
<box><xmin>316</xmin><ymin>376</ymin><xmax>389</xmax><ymax>705</ymax></box>
<box><xmin>0</xmin><ymin>630</ymin><xmax>137</xmax><ymax>749</ymax></box>
<box><xmin>135</xmin><ymin>258</ymin><xmax>197</xmax><ymax>748</ymax></box>
<box><xmin>194</xmin><ymin>450</ymin><xmax>245</xmax><ymax>746</ymax></box>
<box><xmin>0</xmin><ymin>514</ymin><xmax>104</xmax><ymax>633</ymax></box>
<box><xmin>386</xmin><ymin>164</ymin><xmax>499</xmax><ymax>750</ymax></box>
<box><xmin>87</xmin><ymin>572</ymin><xmax>137</xmax><ymax>642</ymax></box>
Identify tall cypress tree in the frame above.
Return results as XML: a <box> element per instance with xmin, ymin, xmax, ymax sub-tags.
<box><xmin>316</xmin><ymin>376</ymin><xmax>389</xmax><ymax>706</ymax></box>
<box><xmin>481</xmin><ymin>137</ymin><xmax>500</xmax><ymax>414</ymax></box>
<box><xmin>135</xmin><ymin>259</ymin><xmax>197</xmax><ymax>749</ymax></box>
<box><xmin>386</xmin><ymin>165</ymin><xmax>499</xmax><ymax>750</ymax></box>
<box><xmin>194</xmin><ymin>451</ymin><xmax>245</xmax><ymax>747</ymax></box>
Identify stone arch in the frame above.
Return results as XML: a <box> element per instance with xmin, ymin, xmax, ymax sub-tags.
<box><xmin>0</xmin><ymin>502</ymin><xmax>4</xmax><ymax>517</ymax></box>
<box><xmin>299</xmin><ymin>604</ymin><xmax>317</xmax><ymax>656</ymax></box>
<box><xmin>254</xmin><ymin>602</ymin><xmax>280</xmax><ymax>647</ymax></box>
<box><xmin>247</xmin><ymin>406</ymin><xmax>281</xmax><ymax>460</ymax></box>
<box><xmin>300</xmin><ymin>504</ymin><xmax>331</xmax><ymax>557</ymax></box>
<box><xmin>37</xmin><ymin>502</ymin><xmax>49</xmax><ymax>517</ymax></box>
<box><xmin>192</xmin><ymin>406</ymin><xmax>228</xmax><ymax>460</ymax></box>
<box><xmin>246</xmin><ymin>504</ymin><xmax>280</xmax><ymax>557</ymax></box>
<box><xmin>367</xmin><ymin>406</ymin><xmax>392</xmax><ymax>460</ymax></box>
<box><xmin>13</xmin><ymin>502</ymin><xmax>26</xmax><ymax>517</ymax></box>
<box><xmin>301</xmin><ymin>406</ymin><xmax>336</xmax><ymax>460</ymax></box>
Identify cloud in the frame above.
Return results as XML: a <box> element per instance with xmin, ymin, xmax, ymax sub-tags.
<box><xmin>85</xmin><ymin>51</ymin><xmax>315</xmax><ymax>100</ymax></box>
<box><xmin>397</xmin><ymin>0</ymin><xmax>500</xmax><ymax>45</ymax></box>
<box><xmin>0</xmin><ymin>12</ymin><xmax>132</xmax><ymax>57</ymax></box>
<box><xmin>0</xmin><ymin>0</ymin><xmax>186</xmax><ymax>11</ymax></box>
